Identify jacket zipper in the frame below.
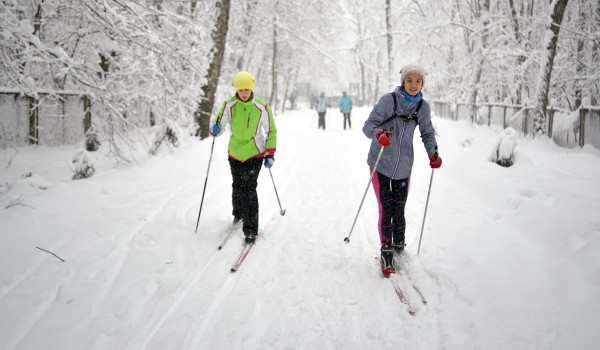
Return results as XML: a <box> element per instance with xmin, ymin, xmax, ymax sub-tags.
<box><xmin>244</xmin><ymin>105</ymin><xmax>250</xmax><ymax>128</ymax></box>
<box><xmin>390</xmin><ymin>102</ymin><xmax>419</xmax><ymax>181</ymax></box>
<box><xmin>390</xmin><ymin>120</ymin><xmax>407</xmax><ymax>185</ymax></box>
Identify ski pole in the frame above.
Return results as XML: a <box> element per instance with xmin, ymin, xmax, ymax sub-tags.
<box><xmin>195</xmin><ymin>136</ymin><xmax>216</xmax><ymax>233</ymax></box>
<box><xmin>268</xmin><ymin>168</ymin><xmax>286</xmax><ymax>216</ymax></box>
<box><xmin>417</xmin><ymin>169</ymin><xmax>435</xmax><ymax>255</ymax></box>
<box><xmin>344</xmin><ymin>145</ymin><xmax>385</xmax><ymax>244</ymax></box>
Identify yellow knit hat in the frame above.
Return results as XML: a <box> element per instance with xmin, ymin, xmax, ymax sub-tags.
<box><xmin>233</xmin><ymin>71</ymin><xmax>255</xmax><ymax>91</ymax></box>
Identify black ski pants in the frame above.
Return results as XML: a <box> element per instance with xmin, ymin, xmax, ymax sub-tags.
<box><xmin>372</xmin><ymin>170</ymin><xmax>410</xmax><ymax>246</ymax></box>
<box><xmin>318</xmin><ymin>111</ymin><xmax>326</xmax><ymax>129</ymax></box>
<box><xmin>342</xmin><ymin>113</ymin><xmax>351</xmax><ymax>129</ymax></box>
<box><xmin>229</xmin><ymin>157</ymin><xmax>263</xmax><ymax>236</ymax></box>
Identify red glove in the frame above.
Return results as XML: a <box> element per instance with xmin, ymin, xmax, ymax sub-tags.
<box><xmin>375</xmin><ymin>129</ymin><xmax>393</xmax><ymax>147</ymax></box>
<box><xmin>429</xmin><ymin>152</ymin><xmax>442</xmax><ymax>168</ymax></box>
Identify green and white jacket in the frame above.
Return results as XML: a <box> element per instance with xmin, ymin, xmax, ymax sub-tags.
<box><xmin>213</xmin><ymin>95</ymin><xmax>277</xmax><ymax>162</ymax></box>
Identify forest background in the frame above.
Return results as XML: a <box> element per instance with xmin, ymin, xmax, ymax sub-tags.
<box><xmin>0</xmin><ymin>0</ymin><xmax>599</xmax><ymax>156</ymax></box>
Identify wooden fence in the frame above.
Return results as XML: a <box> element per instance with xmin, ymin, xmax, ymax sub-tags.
<box><xmin>0</xmin><ymin>91</ymin><xmax>154</xmax><ymax>148</ymax></box>
<box><xmin>2</xmin><ymin>91</ymin><xmax>598</xmax><ymax>149</ymax></box>
<box><xmin>0</xmin><ymin>91</ymin><xmax>91</xmax><ymax>147</ymax></box>
<box><xmin>430</xmin><ymin>101</ymin><xmax>600</xmax><ymax>149</ymax></box>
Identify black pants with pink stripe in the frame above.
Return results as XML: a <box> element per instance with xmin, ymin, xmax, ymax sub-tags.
<box><xmin>371</xmin><ymin>170</ymin><xmax>410</xmax><ymax>246</ymax></box>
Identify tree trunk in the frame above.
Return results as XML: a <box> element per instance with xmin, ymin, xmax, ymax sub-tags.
<box><xmin>32</xmin><ymin>1</ymin><xmax>43</xmax><ymax>38</ymax></box>
<box><xmin>28</xmin><ymin>96</ymin><xmax>39</xmax><ymax>145</ymax></box>
<box><xmin>533</xmin><ymin>0</ymin><xmax>570</xmax><ymax>136</ymax></box>
<box><xmin>468</xmin><ymin>65</ymin><xmax>483</xmax><ymax>123</ymax></box>
<box><xmin>269</xmin><ymin>14</ymin><xmax>278</xmax><ymax>107</ymax></box>
<box><xmin>190</xmin><ymin>0</ymin><xmax>197</xmax><ymax>17</ymax></box>
<box><xmin>574</xmin><ymin>0</ymin><xmax>595</xmax><ymax>109</ymax></box>
<box><xmin>280</xmin><ymin>66</ymin><xmax>298</xmax><ymax>112</ymax></box>
<box><xmin>152</xmin><ymin>0</ymin><xmax>163</xmax><ymax>27</ymax></box>
<box><xmin>465</xmin><ymin>0</ymin><xmax>490</xmax><ymax>122</ymax></box>
<box><xmin>234</xmin><ymin>1</ymin><xmax>258</xmax><ymax>71</ymax></box>
<box><xmin>82</xmin><ymin>95</ymin><xmax>92</xmax><ymax>134</ymax></box>
<box><xmin>27</xmin><ymin>2</ymin><xmax>44</xmax><ymax>145</ymax></box>
<box><xmin>360</xmin><ymin>61</ymin><xmax>366</xmax><ymax>106</ymax></box>
<box><xmin>507</xmin><ymin>0</ymin><xmax>528</xmax><ymax>104</ymax></box>
<box><xmin>194</xmin><ymin>0</ymin><xmax>231</xmax><ymax>139</ymax></box>
<box><xmin>374</xmin><ymin>72</ymin><xmax>379</xmax><ymax>105</ymax></box>
<box><xmin>385</xmin><ymin>0</ymin><xmax>393</xmax><ymax>87</ymax></box>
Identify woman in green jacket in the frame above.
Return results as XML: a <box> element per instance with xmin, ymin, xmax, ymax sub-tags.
<box><xmin>210</xmin><ymin>71</ymin><xmax>277</xmax><ymax>244</ymax></box>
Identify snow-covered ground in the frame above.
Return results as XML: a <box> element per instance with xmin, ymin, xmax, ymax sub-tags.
<box><xmin>1</xmin><ymin>106</ymin><xmax>599</xmax><ymax>350</ymax></box>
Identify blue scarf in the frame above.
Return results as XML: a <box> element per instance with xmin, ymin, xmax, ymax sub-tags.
<box><xmin>401</xmin><ymin>86</ymin><xmax>423</xmax><ymax>103</ymax></box>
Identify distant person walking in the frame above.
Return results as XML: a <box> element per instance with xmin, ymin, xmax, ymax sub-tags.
<box><xmin>338</xmin><ymin>91</ymin><xmax>353</xmax><ymax>130</ymax></box>
<box><xmin>314</xmin><ymin>91</ymin><xmax>329</xmax><ymax>130</ymax></box>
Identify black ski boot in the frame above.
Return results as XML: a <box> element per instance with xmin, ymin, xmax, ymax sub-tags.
<box><xmin>392</xmin><ymin>242</ymin><xmax>406</xmax><ymax>253</ymax></box>
<box><xmin>244</xmin><ymin>233</ymin><xmax>257</xmax><ymax>245</ymax></box>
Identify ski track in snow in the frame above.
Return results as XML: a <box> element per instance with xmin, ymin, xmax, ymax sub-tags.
<box><xmin>109</xmin><ymin>111</ymin><xmax>447</xmax><ymax>350</ymax></box>
<box><xmin>13</xmin><ymin>107</ymin><xmax>600</xmax><ymax>349</ymax></box>
<box><xmin>138</xmin><ymin>248</ymin><xmax>222</xmax><ymax>349</ymax></box>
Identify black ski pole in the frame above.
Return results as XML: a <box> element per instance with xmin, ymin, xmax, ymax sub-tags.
<box><xmin>268</xmin><ymin>168</ymin><xmax>286</xmax><ymax>216</ymax></box>
<box><xmin>195</xmin><ymin>136</ymin><xmax>216</xmax><ymax>233</ymax></box>
<box><xmin>344</xmin><ymin>145</ymin><xmax>386</xmax><ymax>244</ymax></box>
<box><xmin>417</xmin><ymin>169</ymin><xmax>435</xmax><ymax>255</ymax></box>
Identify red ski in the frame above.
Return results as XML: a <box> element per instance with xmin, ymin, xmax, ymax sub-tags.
<box><xmin>389</xmin><ymin>276</ymin><xmax>416</xmax><ymax>316</ymax></box>
<box><xmin>230</xmin><ymin>241</ymin><xmax>256</xmax><ymax>272</ymax></box>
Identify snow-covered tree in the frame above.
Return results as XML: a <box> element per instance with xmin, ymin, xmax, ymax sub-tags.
<box><xmin>1</xmin><ymin>0</ymin><xmax>598</xmax><ymax>152</ymax></box>
<box><xmin>193</xmin><ymin>0</ymin><xmax>231</xmax><ymax>139</ymax></box>
<box><xmin>533</xmin><ymin>0</ymin><xmax>570</xmax><ymax>136</ymax></box>
<box><xmin>1</xmin><ymin>0</ymin><xmax>211</xmax><ymax>157</ymax></box>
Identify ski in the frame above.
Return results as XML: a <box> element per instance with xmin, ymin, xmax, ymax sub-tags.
<box><xmin>376</xmin><ymin>254</ymin><xmax>427</xmax><ymax>314</ymax></box>
<box><xmin>230</xmin><ymin>241</ymin><xmax>255</xmax><ymax>273</ymax></box>
<box><xmin>375</xmin><ymin>253</ymin><xmax>427</xmax><ymax>314</ymax></box>
<box><xmin>393</xmin><ymin>252</ymin><xmax>428</xmax><ymax>306</ymax></box>
<box><xmin>217</xmin><ymin>228</ymin><xmax>236</xmax><ymax>250</ymax></box>
<box><xmin>217</xmin><ymin>222</ymin><xmax>242</xmax><ymax>250</ymax></box>
<box><xmin>412</xmin><ymin>284</ymin><xmax>427</xmax><ymax>305</ymax></box>
<box><xmin>389</xmin><ymin>276</ymin><xmax>416</xmax><ymax>316</ymax></box>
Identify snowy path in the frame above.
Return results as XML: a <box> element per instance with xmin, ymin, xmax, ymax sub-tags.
<box><xmin>2</xmin><ymin>107</ymin><xmax>600</xmax><ymax>349</ymax></box>
<box><xmin>124</xmin><ymin>110</ymin><xmax>446</xmax><ymax>350</ymax></box>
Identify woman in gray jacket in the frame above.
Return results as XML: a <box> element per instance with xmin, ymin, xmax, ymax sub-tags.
<box><xmin>362</xmin><ymin>63</ymin><xmax>442</xmax><ymax>277</ymax></box>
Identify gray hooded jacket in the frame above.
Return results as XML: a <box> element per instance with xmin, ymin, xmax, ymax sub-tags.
<box><xmin>362</xmin><ymin>86</ymin><xmax>438</xmax><ymax>180</ymax></box>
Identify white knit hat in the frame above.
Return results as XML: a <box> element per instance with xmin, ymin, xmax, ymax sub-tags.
<box><xmin>399</xmin><ymin>64</ymin><xmax>427</xmax><ymax>86</ymax></box>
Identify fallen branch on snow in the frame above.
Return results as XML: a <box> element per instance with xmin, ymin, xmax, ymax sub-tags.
<box><xmin>36</xmin><ymin>246</ymin><xmax>65</xmax><ymax>262</ymax></box>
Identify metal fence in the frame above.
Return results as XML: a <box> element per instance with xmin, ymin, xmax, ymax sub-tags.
<box><xmin>430</xmin><ymin>101</ymin><xmax>600</xmax><ymax>149</ymax></box>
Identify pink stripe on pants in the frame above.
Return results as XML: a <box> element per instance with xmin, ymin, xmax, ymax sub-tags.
<box><xmin>370</xmin><ymin>167</ymin><xmax>385</xmax><ymax>244</ymax></box>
